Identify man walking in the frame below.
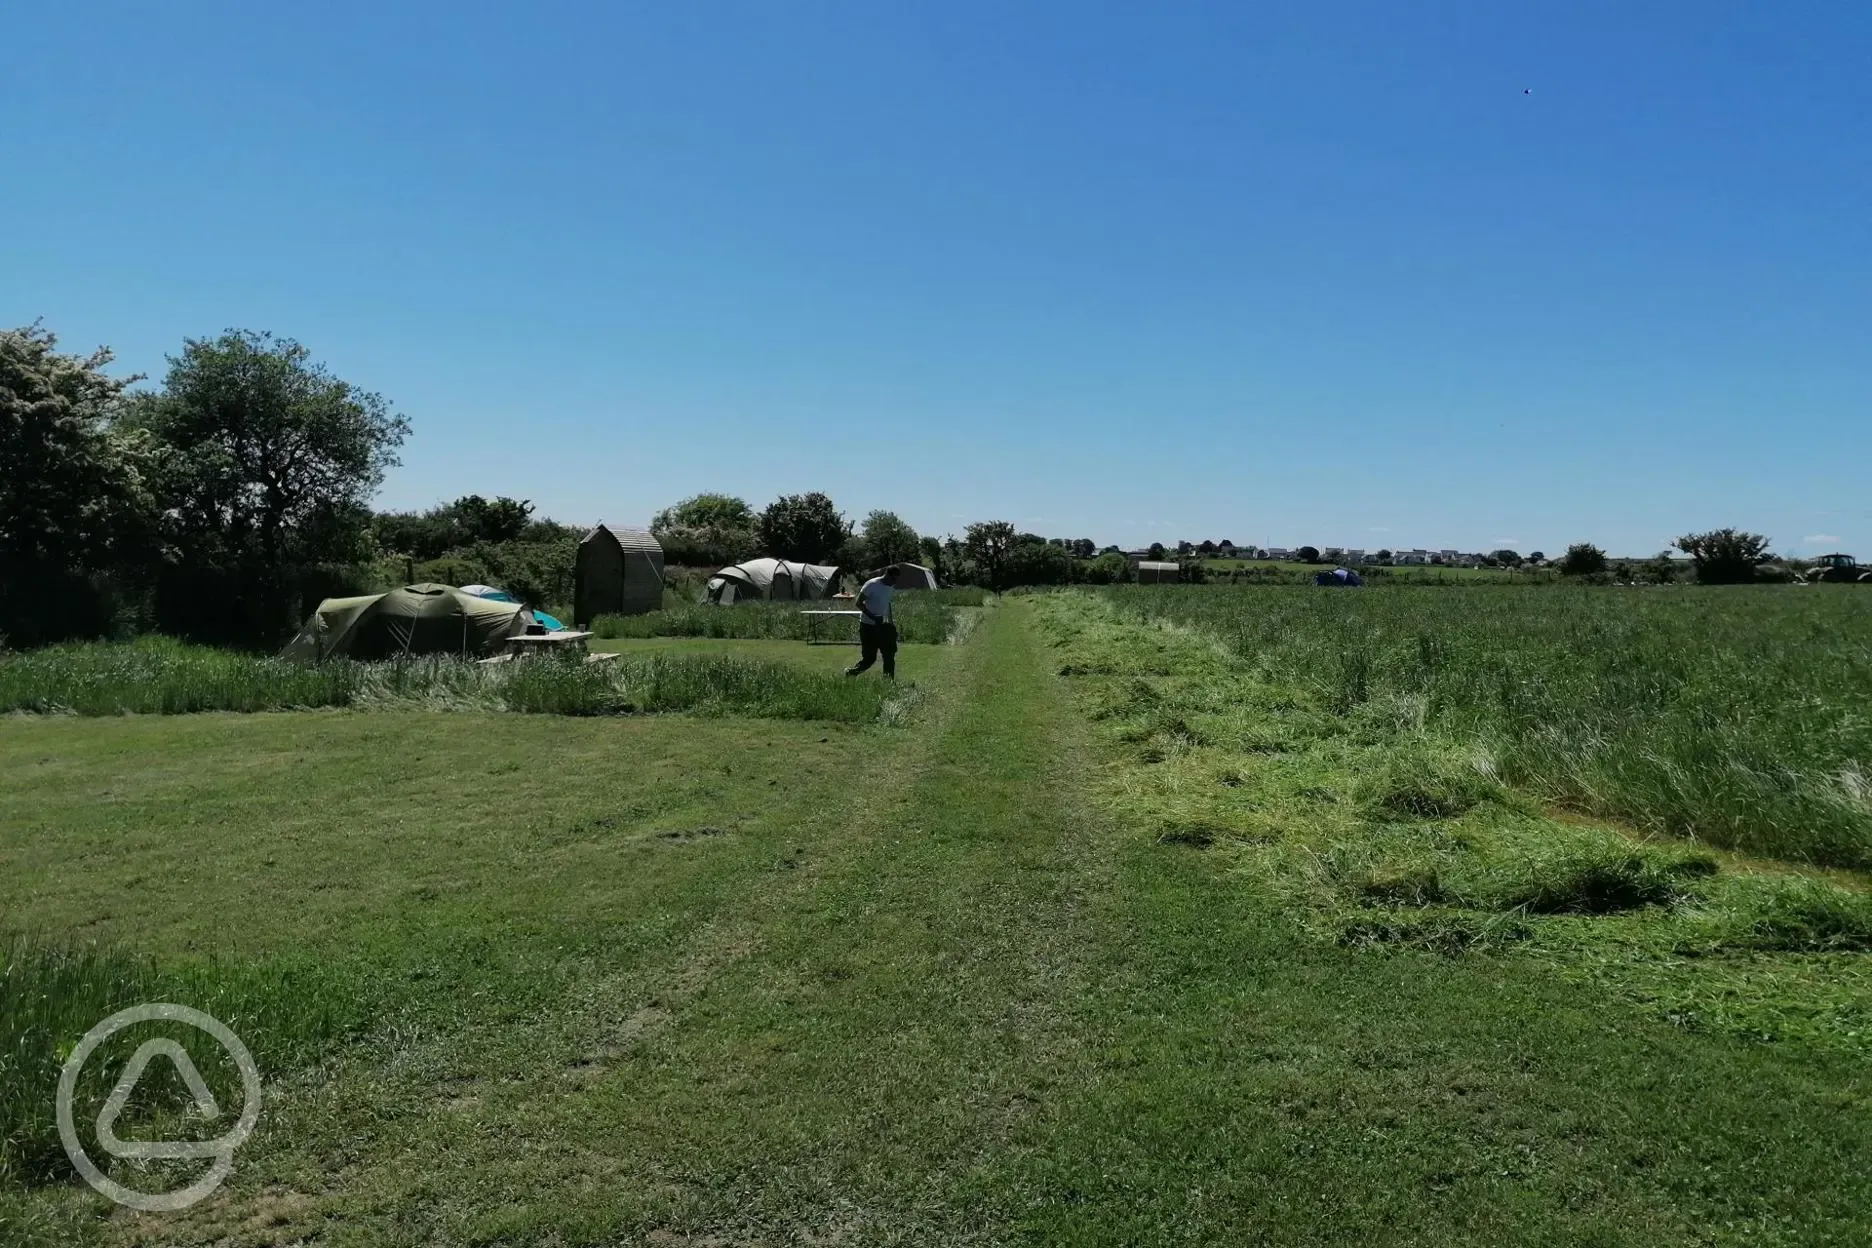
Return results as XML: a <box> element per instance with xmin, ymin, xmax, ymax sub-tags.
<box><xmin>845</xmin><ymin>564</ymin><xmax>901</xmax><ymax>679</ymax></box>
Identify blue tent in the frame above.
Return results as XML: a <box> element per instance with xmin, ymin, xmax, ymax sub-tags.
<box><xmin>1314</xmin><ymin>567</ymin><xmax>1364</xmax><ymax>587</ymax></box>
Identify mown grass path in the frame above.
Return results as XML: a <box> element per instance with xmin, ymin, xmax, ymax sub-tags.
<box><xmin>13</xmin><ymin>603</ymin><xmax>1872</xmax><ymax>1245</ymax></box>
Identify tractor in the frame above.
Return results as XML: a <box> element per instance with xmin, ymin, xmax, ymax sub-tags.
<box><xmin>1806</xmin><ymin>553</ymin><xmax>1872</xmax><ymax>584</ymax></box>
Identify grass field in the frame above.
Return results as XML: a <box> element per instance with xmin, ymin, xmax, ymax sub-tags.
<box><xmin>5</xmin><ymin>600</ymin><xmax>1872</xmax><ymax>1245</ymax></box>
<box><xmin>1100</xmin><ymin>584</ymin><xmax>1872</xmax><ymax>867</ymax></box>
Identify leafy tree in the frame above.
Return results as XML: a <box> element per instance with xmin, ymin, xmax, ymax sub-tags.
<box><xmin>0</xmin><ymin>324</ymin><xmax>156</xmax><ymax>643</ymax></box>
<box><xmin>1297</xmin><ymin>545</ymin><xmax>1321</xmax><ymax>563</ymax></box>
<box><xmin>1641</xmin><ymin>550</ymin><xmax>1680</xmax><ymax>584</ymax></box>
<box><xmin>1490</xmin><ymin>548</ymin><xmax>1523</xmax><ymax>567</ymax></box>
<box><xmin>652</xmin><ymin>493</ymin><xmax>755</xmax><ymax>534</ymax></box>
<box><xmin>453</xmin><ymin>495</ymin><xmax>533</xmax><ymax>544</ymax></box>
<box><xmin>652</xmin><ymin>525</ymin><xmax>759</xmax><ymax>568</ymax></box>
<box><xmin>1176</xmin><ymin>540</ymin><xmax>1194</xmax><ymax>556</ymax></box>
<box><xmin>1675</xmin><ymin>528</ymin><xmax>1772</xmax><ymax>585</ymax></box>
<box><xmin>1558</xmin><ymin>542</ymin><xmax>1608</xmax><ymax>577</ymax></box>
<box><xmin>1375</xmin><ymin>549</ymin><xmax>1393</xmax><ymax>561</ymax></box>
<box><xmin>1147</xmin><ymin>542</ymin><xmax>1166</xmax><ymax>560</ymax></box>
<box><xmin>919</xmin><ymin>535</ymin><xmax>945</xmax><ymax>580</ymax></box>
<box><xmin>126</xmin><ymin>330</ymin><xmax>408</xmax><ymax>639</ymax></box>
<box><xmin>1007</xmin><ymin>537</ymin><xmax>1073</xmax><ymax>587</ymax></box>
<box><xmin>1218</xmin><ymin>539</ymin><xmax>1235</xmax><ymax>552</ymax></box>
<box><xmin>861</xmin><ymin>509</ymin><xmax>923</xmax><ymax>567</ymax></box>
<box><xmin>1198</xmin><ymin>539</ymin><xmax>1217</xmax><ymax>554</ymax></box>
<box><xmin>964</xmin><ymin>520</ymin><xmax>1018</xmax><ymax>590</ymax></box>
<box><xmin>0</xmin><ymin>323</ymin><xmax>150</xmax><ymax>570</ymax></box>
<box><xmin>1083</xmin><ymin>551</ymin><xmax>1132</xmax><ymax>584</ymax></box>
<box><xmin>1528</xmin><ymin>551</ymin><xmax>1547</xmax><ymax>563</ymax></box>
<box><xmin>757</xmin><ymin>492</ymin><xmax>849</xmax><ymax>563</ymax></box>
<box><xmin>1099</xmin><ymin>544</ymin><xmax>1121</xmax><ymax>555</ymax></box>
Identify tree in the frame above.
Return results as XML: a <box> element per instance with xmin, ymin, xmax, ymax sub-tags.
<box><xmin>1147</xmin><ymin>542</ymin><xmax>1166</xmax><ymax>560</ymax></box>
<box><xmin>859</xmin><ymin>510</ymin><xmax>922</xmax><ymax>567</ymax></box>
<box><xmin>1375</xmin><ymin>549</ymin><xmax>1393</xmax><ymax>562</ymax></box>
<box><xmin>1528</xmin><ymin>551</ymin><xmax>1546</xmax><ymax>563</ymax></box>
<box><xmin>1176</xmin><ymin>540</ymin><xmax>1195</xmax><ymax>556</ymax></box>
<box><xmin>757</xmin><ymin>492</ymin><xmax>849</xmax><ymax>563</ymax></box>
<box><xmin>918</xmin><ymin>535</ymin><xmax>946</xmax><ymax>581</ymax></box>
<box><xmin>0</xmin><ymin>324</ymin><xmax>157</xmax><ymax>644</ymax></box>
<box><xmin>1007</xmin><ymin>537</ymin><xmax>1073</xmax><ymax>587</ymax></box>
<box><xmin>1083</xmin><ymin>551</ymin><xmax>1132</xmax><ymax>584</ymax></box>
<box><xmin>652</xmin><ymin>493</ymin><xmax>755</xmax><ymax>534</ymax></box>
<box><xmin>1069</xmin><ymin>538</ymin><xmax>1096</xmax><ymax>559</ymax></box>
<box><xmin>1198</xmin><ymin>539</ymin><xmax>1217</xmax><ymax>554</ymax></box>
<box><xmin>1675</xmin><ymin>528</ymin><xmax>1772</xmax><ymax>585</ymax></box>
<box><xmin>964</xmin><ymin>521</ymin><xmax>1018</xmax><ymax>590</ymax></box>
<box><xmin>1297</xmin><ymin>545</ymin><xmax>1321</xmax><ymax>563</ymax></box>
<box><xmin>1490</xmin><ymin>548</ymin><xmax>1523</xmax><ymax>567</ymax></box>
<box><xmin>127</xmin><ymin>330</ymin><xmax>408</xmax><ymax>639</ymax></box>
<box><xmin>1558</xmin><ymin>542</ymin><xmax>1608</xmax><ymax>577</ymax></box>
<box><xmin>453</xmin><ymin>495</ymin><xmax>533</xmax><ymax>544</ymax></box>
<box><xmin>0</xmin><ymin>323</ymin><xmax>148</xmax><ymax>571</ymax></box>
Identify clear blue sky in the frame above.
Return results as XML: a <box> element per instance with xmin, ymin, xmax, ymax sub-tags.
<box><xmin>6</xmin><ymin>1</ymin><xmax>1868</xmax><ymax>557</ymax></box>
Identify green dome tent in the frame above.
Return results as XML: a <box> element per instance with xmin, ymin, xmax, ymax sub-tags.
<box><xmin>281</xmin><ymin>584</ymin><xmax>532</xmax><ymax>662</ymax></box>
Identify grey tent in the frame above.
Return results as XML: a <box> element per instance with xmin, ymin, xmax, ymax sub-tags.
<box><xmin>872</xmin><ymin>562</ymin><xmax>938</xmax><ymax>590</ymax></box>
<box><xmin>574</xmin><ymin>524</ymin><xmax>665</xmax><ymax>624</ymax></box>
<box><xmin>705</xmin><ymin>558</ymin><xmax>842</xmax><ymax>604</ymax></box>
<box><xmin>281</xmin><ymin>584</ymin><xmax>531</xmax><ymax>662</ymax></box>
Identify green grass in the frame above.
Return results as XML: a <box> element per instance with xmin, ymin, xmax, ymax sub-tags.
<box><xmin>1099</xmin><ymin>583</ymin><xmax>1872</xmax><ymax>867</ymax></box>
<box><xmin>1033</xmin><ymin>588</ymin><xmax>1872</xmax><ymax>1053</ymax></box>
<box><xmin>6</xmin><ymin>602</ymin><xmax>1872</xmax><ymax>1244</ymax></box>
<box><xmin>1</xmin><ymin>939</ymin><xmax>368</xmax><ymax>1189</ymax></box>
<box><xmin>0</xmin><ymin>639</ymin><xmax>899</xmax><ymax>723</ymax></box>
<box><xmin>591</xmin><ymin>595</ymin><xmax>967</xmax><ymax>644</ymax></box>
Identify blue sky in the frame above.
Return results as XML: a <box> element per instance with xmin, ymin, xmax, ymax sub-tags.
<box><xmin>6</xmin><ymin>1</ymin><xmax>1868</xmax><ymax>556</ymax></box>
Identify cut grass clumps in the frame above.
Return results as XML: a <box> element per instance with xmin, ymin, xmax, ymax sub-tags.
<box><xmin>1697</xmin><ymin>878</ymin><xmax>1872</xmax><ymax>953</ymax></box>
<box><xmin>1469</xmin><ymin>839</ymin><xmax>1718</xmax><ymax>915</ymax></box>
<box><xmin>0</xmin><ymin>936</ymin><xmax>369</xmax><ymax>1187</ymax></box>
<box><xmin>1336</xmin><ymin>911</ymin><xmax>1532</xmax><ymax>956</ymax></box>
<box><xmin>0</xmin><ymin>643</ymin><xmax>892</xmax><ymax>723</ymax></box>
<box><xmin>1360</xmin><ymin>747</ymin><xmax>1504</xmax><ymax>820</ymax></box>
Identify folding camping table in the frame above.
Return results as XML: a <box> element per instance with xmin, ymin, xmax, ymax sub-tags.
<box><xmin>799</xmin><ymin>610</ymin><xmax>863</xmax><ymax>644</ymax></box>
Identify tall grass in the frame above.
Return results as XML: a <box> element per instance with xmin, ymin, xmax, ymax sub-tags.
<box><xmin>1</xmin><ymin>937</ymin><xmax>367</xmax><ymax>1187</ymax></box>
<box><xmin>0</xmin><ymin>642</ymin><xmax>890</xmax><ymax>723</ymax></box>
<box><xmin>592</xmin><ymin>595</ymin><xmax>965</xmax><ymax>644</ymax></box>
<box><xmin>1101</xmin><ymin>585</ymin><xmax>1872</xmax><ymax>868</ymax></box>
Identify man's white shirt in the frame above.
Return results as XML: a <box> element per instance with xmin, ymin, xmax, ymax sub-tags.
<box><xmin>858</xmin><ymin>577</ymin><xmax>895</xmax><ymax>624</ymax></box>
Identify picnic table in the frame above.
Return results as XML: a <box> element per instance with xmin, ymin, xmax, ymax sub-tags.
<box><xmin>478</xmin><ymin>630</ymin><xmax>620</xmax><ymax>664</ymax></box>
<box><xmin>799</xmin><ymin>610</ymin><xmax>863</xmax><ymax>644</ymax></box>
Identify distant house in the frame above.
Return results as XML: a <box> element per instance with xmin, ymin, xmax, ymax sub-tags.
<box><xmin>1397</xmin><ymin>550</ymin><xmax>1430</xmax><ymax>565</ymax></box>
<box><xmin>1264</xmin><ymin>547</ymin><xmax>1291</xmax><ymax>560</ymax></box>
<box><xmin>1343</xmin><ymin>549</ymin><xmax>1366</xmax><ymax>564</ymax></box>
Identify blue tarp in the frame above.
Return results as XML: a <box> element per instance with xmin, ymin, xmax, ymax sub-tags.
<box><xmin>1314</xmin><ymin>567</ymin><xmax>1364</xmax><ymax>587</ymax></box>
<box><xmin>532</xmin><ymin>611</ymin><xmax>566</xmax><ymax>631</ymax></box>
